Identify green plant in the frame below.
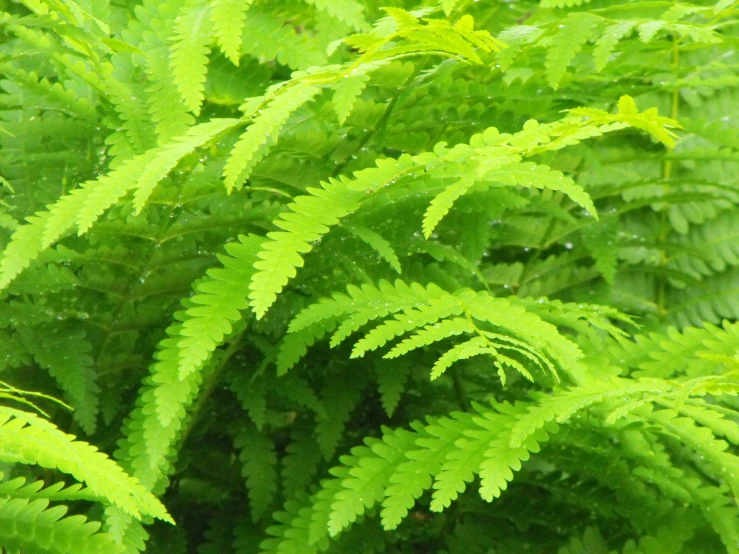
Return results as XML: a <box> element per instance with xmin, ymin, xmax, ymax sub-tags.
<box><xmin>2</xmin><ymin>0</ymin><xmax>739</xmax><ymax>552</ymax></box>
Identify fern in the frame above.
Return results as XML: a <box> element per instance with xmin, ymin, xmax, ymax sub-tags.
<box><xmin>4</xmin><ymin>1</ymin><xmax>739</xmax><ymax>552</ymax></box>
<box><xmin>0</xmin><ymin>407</ymin><xmax>170</xmax><ymax>523</ymax></box>
<box><xmin>0</xmin><ymin>118</ymin><xmax>238</xmax><ymax>290</ymax></box>
<box><xmin>210</xmin><ymin>0</ymin><xmax>253</xmax><ymax>65</ymax></box>
<box><xmin>170</xmin><ymin>3</ymin><xmax>213</xmax><ymax>115</ymax></box>
<box><xmin>0</xmin><ymin>496</ymin><xmax>124</xmax><ymax>554</ymax></box>
<box><xmin>176</xmin><ymin>234</ymin><xmax>263</xmax><ymax>377</ymax></box>
<box><xmin>545</xmin><ymin>13</ymin><xmax>600</xmax><ymax>90</ymax></box>
<box><xmin>223</xmin><ymin>85</ymin><xmax>322</xmax><ymax>192</ymax></box>
<box><xmin>235</xmin><ymin>425</ymin><xmax>278</xmax><ymax>522</ymax></box>
<box><xmin>247</xmin><ymin>98</ymin><xmax>677</xmax><ymax>319</ymax></box>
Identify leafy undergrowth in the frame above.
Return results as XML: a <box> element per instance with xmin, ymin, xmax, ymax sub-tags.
<box><xmin>1</xmin><ymin>0</ymin><xmax>739</xmax><ymax>552</ymax></box>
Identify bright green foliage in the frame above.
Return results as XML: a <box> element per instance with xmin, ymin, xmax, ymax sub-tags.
<box><xmin>0</xmin><ymin>407</ymin><xmax>170</xmax><ymax>524</ymax></box>
<box><xmin>3</xmin><ymin>0</ymin><xmax>739</xmax><ymax>553</ymax></box>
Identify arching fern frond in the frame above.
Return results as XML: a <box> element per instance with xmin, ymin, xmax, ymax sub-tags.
<box><xmin>283</xmin><ymin>279</ymin><xmax>582</xmax><ymax>382</ymax></box>
<box><xmin>246</xmin><ymin>96</ymin><xmax>678</xmax><ymax>319</ymax></box>
<box><xmin>545</xmin><ymin>12</ymin><xmax>600</xmax><ymax>90</ymax></box>
<box><xmin>267</xmin><ymin>369</ymin><xmax>739</xmax><ymax>548</ymax></box>
<box><xmin>0</xmin><ymin>407</ymin><xmax>171</xmax><ymax>523</ymax></box>
<box><xmin>0</xmin><ymin>118</ymin><xmax>238</xmax><ymax>291</ymax></box>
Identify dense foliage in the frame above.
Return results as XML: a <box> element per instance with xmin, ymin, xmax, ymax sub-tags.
<box><xmin>2</xmin><ymin>0</ymin><xmax>739</xmax><ymax>552</ymax></box>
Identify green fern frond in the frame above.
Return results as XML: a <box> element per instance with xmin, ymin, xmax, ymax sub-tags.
<box><xmin>30</xmin><ymin>323</ymin><xmax>99</xmax><ymax>434</ymax></box>
<box><xmin>0</xmin><ymin>497</ymin><xmax>124</xmax><ymax>554</ymax></box>
<box><xmin>209</xmin><ymin>0</ymin><xmax>253</xmax><ymax>65</ymax></box>
<box><xmin>510</xmin><ymin>296</ymin><xmax>636</xmax><ymax>342</ymax></box>
<box><xmin>248</xmin><ymin>97</ymin><xmax>676</xmax><ymax>318</ymax></box>
<box><xmin>247</xmin><ymin>158</ymin><xmax>416</xmax><ymax>318</ymax></box>
<box><xmin>422</xmin><ymin>177</ymin><xmax>475</xmax><ymax>239</ymax></box>
<box><xmin>223</xmin><ymin>85</ymin><xmax>321</xmax><ymax>192</ymax></box>
<box><xmin>114</xmin><ymin>322</ymin><xmax>203</xmax><ymax>492</ymax></box>
<box><xmin>0</xmin><ymin>474</ymin><xmax>93</xmax><ymax>503</ymax></box>
<box><xmin>316</xmin><ymin>373</ymin><xmax>367</xmax><ymax>459</ymax></box>
<box><xmin>582</xmin><ymin>216</ymin><xmax>619</xmax><ymax>283</ymax></box>
<box><xmin>669</xmin><ymin>268</ymin><xmax>739</xmax><ymax>327</ymax></box>
<box><xmin>270</xmin><ymin>400</ymin><xmax>558</xmax><ymax>545</ymax></box>
<box><xmin>343</xmin><ymin>222</ymin><xmax>401</xmax><ymax>273</ymax></box>
<box><xmin>241</xmin><ymin>7</ymin><xmax>327</xmax><ymax>70</ymax></box>
<box><xmin>286</xmin><ymin>279</ymin><xmax>581</xmax><ymax>383</ymax></box>
<box><xmin>282</xmin><ymin>425</ymin><xmax>323</xmax><ymax>499</ymax></box>
<box><xmin>0</xmin><ymin>407</ymin><xmax>171</xmax><ymax>523</ymax></box>
<box><xmin>302</xmin><ymin>0</ymin><xmax>369</xmax><ymax>32</ymax></box>
<box><xmin>169</xmin><ymin>3</ymin><xmax>213</xmax><ymax>115</ymax></box>
<box><xmin>0</xmin><ymin>118</ymin><xmax>238</xmax><ymax>291</ymax></box>
<box><xmin>375</xmin><ymin>359</ymin><xmax>409</xmax><ymax>417</ymax></box>
<box><xmin>176</xmin><ymin>234</ymin><xmax>263</xmax><ymax>377</ymax></box>
<box><xmin>508</xmin><ymin>377</ymin><xmax>675</xmax><ymax>449</ymax></box>
<box><xmin>133</xmin><ymin>0</ymin><xmax>195</xmax><ymax>144</ymax></box>
<box><xmin>131</xmin><ymin>118</ymin><xmax>239</xmax><ymax>212</ymax></box>
<box><xmin>568</xmin><ymin>95</ymin><xmax>682</xmax><ymax>148</ymax></box>
<box><xmin>593</xmin><ymin>20</ymin><xmax>635</xmax><ymax>71</ymax></box>
<box><xmin>545</xmin><ymin>12</ymin><xmax>600</xmax><ymax>90</ymax></box>
<box><xmin>332</xmin><ymin>70</ymin><xmax>373</xmax><ymax>125</ymax></box>
<box><xmin>236</xmin><ymin>426</ymin><xmax>278</xmax><ymax>522</ymax></box>
<box><xmin>646</xmin><ymin>406</ymin><xmax>739</xmax><ymax>498</ymax></box>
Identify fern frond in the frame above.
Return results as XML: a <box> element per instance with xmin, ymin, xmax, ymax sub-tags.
<box><xmin>169</xmin><ymin>3</ymin><xmax>213</xmax><ymax>115</ymax></box>
<box><xmin>302</xmin><ymin>0</ymin><xmax>369</xmax><ymax>32</ymax></box>
<box><xmin>545</xmin><ymin>12</ymin><xmax>600</xmax><ymax>90</ymax></box>
<box><xmin>282</xmin><ymin>425</ymin><xmax>323</xmax><ymax>498</ymax></box>
<box><xmin>223</xmin><ymin>85</ymin><xmax>321</xmax><ymax>192</ymax></box>
<box><xmin>209</xmin><ymin>0</ymin><xmax>253</xmax><ymax>65</ymax></box>
<box><xmin>114</xmin><ymin>322</ymin><xmax>203</xmax><ymax>492</ymax></box>
<box><xmin>568</xmin><ymin>95</ymin><xmax>682</xmax><ymax>148</ymax></box>
<box><xmin>0</xmin><ymin>497</ymin><xmax>124</xmax><ymax>554</ymax></box>
<box><xmin>332</xmin><ymin>71</ymin><xmax>373</xmax><ymax>126</ymax></box>
<box><xmin>593</xmin><ymin>20</ymin><xmax>635</xmax><ymax>71</ymax></box>
<box><xmin>241</xmin><ymin>7</ymin><xmax>327</xmax><ymax>70</ymax></box>
<box><xmin>272</xmin><ymin>400</ymin><xmax>558</xmax><ymax>545</ymax></box>
<box><xmin>646</xmin><ymin>406</ymin><xmax>739</xmax><ymax>498</ymax></box>
<box><xmin>327</xmin><ymin>428</ymin><xmax>416</xmax><ymax>535</ymax></box>
<box><xmin>508</xmin><ymin>377</ymin><xmax>676</xmax><ymax>449</ymax></box>
<box><xmin>0</xmin><ymin>474</ymin><xmax>92</xmax><ymax>503</ymax></box>
<box><xmin>133</xmin><ymin>0</ymin><xmax>195</xmax><ymax>144</ymax></box>
<box><xmin>422</xmin><ymin>177</ymin><xmax>475</xmax><ymax>239</ymax></box>
<box><xmin>582</xmin><ymin>216</ymin><xmax>619</xmax><ymax>283</ymax></box>
<box><xmin>0</xmin><ymin>407</ymin><xmax>170</xmax><ymax>522</ymax></box>
<box><xmin>316</xmin><ymin>373</ymin><xmax>367</xmax><ymax>460</ymax></box>
<box><xmin>343</xmin><ymin>223</ymin><xmax>401</xmax><ymax>273</ymax></box>
<box><xmin>375</xmin><ymin>359</ymin><xmax>409</xmax><ymax>417</ymax></box>
<box><xmin>176</xmin><ymin>234</ymin><xmax>263</xmax><ymax>377</ymax></box>
<box><xmin>31</xmin><ymin>323</ymin><xmax>99</xmax><ymax>434</ymax></box>
<box><xmin>248</xmin><ymin>97</ymin><xmax>676</xmax><ymax>318</ymax></box>
<box><xmin>131</xmin><ymin>118</ymin><xmax>239</xmax><ymax>212</ymax></box>
<box><xmin>236</xmin><ymin>426</ymin><xmax>278</xmax><ymax>522</ymax></box>
<box><xmin>669</xmin><ymin>267</ymin><xmax>739</xmax><ymax>327</ymax></box>
<box><xmin>287</xmin><ymin>279</ymin><xmax>581</xmax><ymax>383</ymax></box>
<box><xmin>0</xmin><ymin>118</ymin><xmax>238</xmax><ymax>290</ymax></box>
<box><xmin>247</xmin><ymin>158</ymin><xmax>416</xmax><ymax>318</ymax></box>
